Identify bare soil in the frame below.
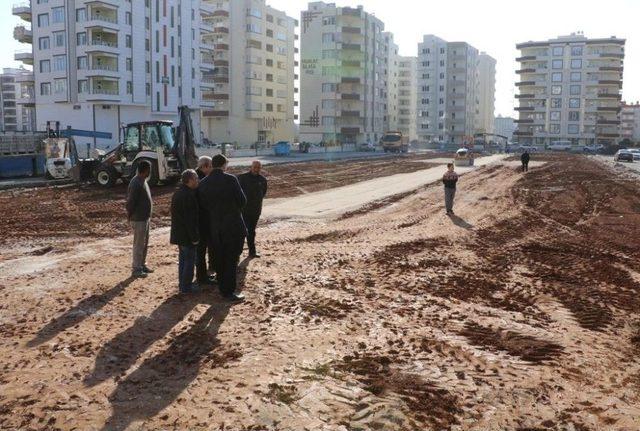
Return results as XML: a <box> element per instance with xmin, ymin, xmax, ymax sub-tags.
<box><xmin>0</xmin><ymin>154</ymin><xmax>639</xmax><ymax>430</ymax></box>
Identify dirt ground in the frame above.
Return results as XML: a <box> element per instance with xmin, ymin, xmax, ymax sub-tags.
<box><xmin>1</xmin><ymin>154</ymin><xmax>640</xmax><ymax>430</ymax></box>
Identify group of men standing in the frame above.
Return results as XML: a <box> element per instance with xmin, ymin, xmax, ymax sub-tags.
<box><xmin>126</xmin><ymin>154</ymin><xmax>268</xmax><ymax>302</ymax></box>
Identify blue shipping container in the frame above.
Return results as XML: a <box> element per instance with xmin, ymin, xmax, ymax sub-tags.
<box><xmin>0</xmin><ymin>155</ymin><xmax>46</xmax><ymax>178</ymax></box>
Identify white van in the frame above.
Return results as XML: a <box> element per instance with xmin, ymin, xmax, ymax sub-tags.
<box><xmin>548</xmin><ymin>141</ymin><xmax>573</xmax><ymax>151</ymax></box>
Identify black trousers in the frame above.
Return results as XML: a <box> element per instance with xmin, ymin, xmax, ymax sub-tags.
<box><xmin>209</xmin><ymin>228</ymin><xmax>244</xmax><ymax>296</ymax></box>
<box><xmin>243</xmin><ymin>211</ymin><xmax>261</xmax><ymax>254</ymax></box>
<box><xmin>522</xmin><ymin>161</ymin><xmax>529</xmax><ymax>172</ymax></box>
<box><xmin>195</xmin><ymin>237</ymin><xmax>215</xmax><ymax>281</ymax></box>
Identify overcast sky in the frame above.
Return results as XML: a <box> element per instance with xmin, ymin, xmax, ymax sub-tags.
<box><xmin>2</xmin><ymin>0</ymin><xmax>638</xmax><ymax>118</ymax></box>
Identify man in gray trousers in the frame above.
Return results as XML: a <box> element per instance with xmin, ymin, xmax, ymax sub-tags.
<box><xmin>442</xmin><ymin>163</ymin><xmax>459</xmax><ymax>215</ymax></box>
<box><xmin>126</xmin><ymin>160</ymin><xmax>153</xmax><ymax>278</ymax></box>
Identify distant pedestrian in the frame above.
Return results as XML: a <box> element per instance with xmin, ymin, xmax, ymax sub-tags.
<box><xmin>521</xmin><ymin>151</ymin><xmax>530</xmax><ymax>172</ymax></box>
<box><xmin>126</xmin><ymin>160</ymin><xmax>154</xmax><ymax>278</ymax></box>
<box><xmin>238</xmin><ymin>161</ymin><xmax>268</xmax><ymax>258</ymax></box>
<box><xmin>195</xmin><ymin>156</ymin><xmax>216</xmax><ymax>285</ymax></box>
<box><xmin>198</xmin><ymin>154</ymin><xmax>247</xmax><ymax>302</ymax></box>
<box><xmin>442</xmin><ymin>163</ymin><xmax>459</xmax><ymax>215</ymax></box>
<box><xmin>170</xmin><ymin>169</ymin><xmax>200</xmax><ymax>294</ymax></box>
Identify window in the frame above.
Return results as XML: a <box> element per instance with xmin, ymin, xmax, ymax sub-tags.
<box><xmin>568</xmin><ymin>124</ymin><xmax>579</xmax><ymax>134</ymax></box>
<box><xmin>551</xmin><ymin>98</ymin><xmax>562</xmax><ymax>108</ymax></box>
<box><xmin>552</xmin><ymin>72</ymin><xmax>562</xmax><ymax>82</ymax></box>
<box><xmin>321</xmin><ymin>99</ymin><xmax>335</xmax><ymax>109</ymax></box>
<box><xmin>267</xmin><ymin>14</ymin><xmax>274</xmax><ymax>23</ymax></box>
<box><xmin>52</xmin><ymin>7</ymin><xmax>64</xmax><ymax>24</ymax></box>
<box><xmin>276</xmin><ymin>32</ymin><xmax>286</xmax><ymax>41</ymax></box>
<box><xmin>570</xmin><ymin>72</ymin><xmax>581</xmax><ymax>82</ymax></box>
<box><xmin>551</xmin><ymin>85</ymin><xmax>562</xmax><ymax>95</ymax></box>
<box><xmin>247</xmin><ymin>23</ymin><xmax>262</xmax><ymax>34</ymax></box>
<box><xmin>322</xmin><ymin>116</ymin><xmax>335</xmax><ymax>126</ymax></box>
<box><xmin>322</xmin><ymin>33</ymin><xmax>335</xmax><ymax>43</ymax></box>
<box><xmin>322</xmin><ymin>83</ymin><xmax>337</xmax><ymax>92</ymax></box>
<box><xmin>54</xmin><ymin>78</ymin><xmax>67</xmax><ymax>94</ymax></box>
<box><xmin>76</xmin><ymin>8</ymin><xmax>86</xmax><ymax>22</ymax></box>
<box><xmin>126</xmin><ymin>58</ymin><xmax>132</xmax><ymax>71</ymax></box>
<box><xmin>126</xmin><ymin>12</ymin><xmax>132</xmax><ymax>25</ymax></box>
<box><xmin>77</xmin><ymin>56</ymin><xmax>87</xmax><ymax>70</ymax></box>
<box><xmin>53</xmin><ymin>55</ymin><xmax>66</xmax><ymax>71</ymax></box>
<box><xmin>78</xmin><ymin>79</ymin><xmax>88</xmax><ymax>94</ymax></box>
<box><xmin>570</xmin><ymin>85</ymin><xmax>581</xmax><ymax>95</ymax></box>
<box><xmin>40</xmin><ymin>82</ymin><xmax>51</xmax><ymax>96</ymax></box>
<box><xmin>550</xmin><ymin>111</ymin><xmax>561</xmax><ymax>121</ymax></box>
<box><xmin>77</xmin><ymin>32</ymin><xmax>86</xmax><ymax>46</ymax></box>
<box><xmin>127</xmin><ymin>81</ymin><xmax>133</xmax><ymax>94</ymax></box>
<box><xmin>550</xmin><ymin>124</ymin><xmax>560</xmax><ymax>134</ymax></box>
<box><xmin>552</xmin><ymin>59</ymin><xmax>563</xmax><ymax>69</ymax></box>
<box><xmin>126</xmin><ymin>35</ymin><xmax>132</xmax><ymax>48</ymax></box>
<box><xmin>569</xmin><ymin>111</ymin><xmax>580</xmax><ymax>121</ymax></box>
<box><xmin>38</xmin><ymin>14</ymin><xmax>49</xmax><ymax>27</ymax></box>
<box><xmin>39</xmin><ymin>37</ymin><xmax>50</xmax><ymax>50</ymax></box>
<box><xmin>571</xmin><ymin>59</ymin><xmax>582</xmax><ymax>69</ymax></box>
<box><xmin>571</xmin><ymin>46</ymin><xmax>583</xmax><ymax>56</ymax></box>
<box><xmin>39</xmin><ymin>60</ymin><xmax>50</xmax><ymax>73</ymax></box>
<box><xmin>53</xmin><ymin>31</ymin><xmax>65</xmax><ymax>47</ymax></box>
<box><xmin>322</xmin><ymin>16</ymin><xmax>335</xmax><ymax>25</ymax></box>
<box><xmin>248</xmin><ymin>8</ymin><xmax>262</xmax><ymax>18</ymax></box>
<box><xmin>569</xmin><ymin>98</ymin><xmax>580</xmax><ymax>108</ymax></box>
<box><xmin>552</xmin><ymin>46</ymin><xmax>563</xmax><ymax>56</ymax></box>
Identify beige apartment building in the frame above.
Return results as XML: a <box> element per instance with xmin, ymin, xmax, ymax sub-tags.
<box><xmin>620</xmin><ymin>102</ymin><xmax>640</xmax><ymax>143</ymax></box>
<box><xmin>385</xmin><ymin>32</ymin><xmax>399</xmax><ymax>133</ymax></box>
<box><xmin>397</xmin><ymin>56</ymin><xmax>417</xmax><ymax>141</ymax></box>
<box><xmin>514</xmin><ymin>33</ymin><xmax>625</xmax><ymax>147</ymax></box>
<box><xmin>476</xmin><ymin>53</ymin><xmax>496</xmax><ymax>135</ymax></box>
<box><xmin>201</xmin><ymin>0</ymin><xmax>297</xmax><ymax>146</ymax></box>
<box><xmin>300</xmin><ymin>2</ymin><xmax>389</xmax><ymax>145</ymax></box>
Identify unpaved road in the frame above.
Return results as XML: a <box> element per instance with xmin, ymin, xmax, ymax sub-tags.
<box><xmin>1</xmin><ymin>154</ymin><xmax>640</xmax><ymax>430</ymax></box>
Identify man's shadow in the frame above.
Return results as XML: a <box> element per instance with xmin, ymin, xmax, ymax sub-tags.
<box><xmin>27</xmin><ymin>276</ymin><xmax>136</xmax><ymax>348</ymax></box>
<box><xmin>449</xmin><ymin>214</ymin><xmax>474</xmax><ymax>230</ymax></box>
<box><xmin>94</xmin><ymin>256</ymin><xmax>253</xmax><ymax>430</ymax></box>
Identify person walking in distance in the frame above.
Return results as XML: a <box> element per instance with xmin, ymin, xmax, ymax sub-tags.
<box><xmin>442</xmin><ymin>163</ymin><xmax>459</xmax><ymax>216</ymax></box>
<box><xmin>195</xmin><ymin>156</ymin><xmax>216</xmax><ymax>285</ymax></box>
<box><xmin>170</xmin><ymin>170</ymin><xmax>200</xmax><ymax>294</ymax></box>
<box><xmin>197</xmin><ymin>154</ymin><xmax>247</xmax><ymax>302</ymax></box>
<box><xmin>126</xmin><ymin>160</ymin><xmax>153</xmax><ymax>278</ymax></box>
<box><xmin>521</xmin><ymin>150</ymin><xmax>530</xmax><ymax>172</ymax></box>
<box><xmin>238</xmin><ymin>161</ymin><xmax>268</xmax><ymax>258</ymax></box>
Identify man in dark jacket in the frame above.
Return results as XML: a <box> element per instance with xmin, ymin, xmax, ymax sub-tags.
<box><xmin>521</xmin><ymin>150</ymin><xmax>530</xmax><ymax>172</ymax></box>
<box><xmin>442</xmin><ymin>163</ymin><xmax>459</xmax><ymax>215</ymax></box>
<box><xmin>238</xmin><ymin>161</ymin><xmax>268</xmax><ymax>258</ymax></box>
<box><xmin>126</xmin><ymin>160</ymin><xmax>153</xmax><ymax>278</ymax></box>
<box><xmin>170</xmin><ymin>169</ymin><xmax>200</xmax><ymax>294</ymax></box>
<box><xmin>195</xmin><ymin>156</ymin><xmax>216</xmax><ymax>284</ymax></box>
<box><xmin>197</xmin><ymin>154</ymin><xmax>247</xmax><ymax>302</ymax></box>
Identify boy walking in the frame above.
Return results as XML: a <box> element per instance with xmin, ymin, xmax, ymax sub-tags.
<box><xmin>442</xmin><ymin>163</ymin><xmax>459</xmax><ymax>215</ymax></box>
<box><xmin>170</xmin><ymin>169</ymin><xmax>200</xmax><ymax>294</ymax></box>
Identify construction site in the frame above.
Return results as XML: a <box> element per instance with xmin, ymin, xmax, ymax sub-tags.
<box><xmin>0</xmin><ymin>151</ymin><xmax>640</xmax><ymax>431</ymax></box>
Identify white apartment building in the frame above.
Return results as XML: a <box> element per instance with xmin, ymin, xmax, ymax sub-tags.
<box><xmin>200</xmin><ymin>0</ymin><xmax>297</xmax><ymax>146</ymax></box>
<box><xmin>620</xmin><ymin>102</ymin><xmax>640</xmax><ymax>143</ymax></box>
<box><xmin>13</xmin><ymin>0</ymin><xmax>202</xmax><ymax>149</ymax></box>
<box><xmin>397</xmin><ymin>56</ymin><xmax>417</xmax><ymax>141</ymax></box>
<box><xmin>494</xmin><ymin>115</ymin><xmax>516</xmax><ymax>141</ymax></box>
<box><xmin>476</xmin><ymin>53</ymin><xmax>496</xmax><ymax>134</ymax></box>
<box><xmin>385</xmin><ymin>32</ymin><xmax>399</xmax><ymax>133</ymax></box>
<box><xmin>514</xmin><ymin>33</ymin><xmax>624</xmax><ymax>146</ymax></box>
<box><xmin>416</xmin><ymin>35</ymin><xmax>494</xmax><ymax>145</ymax></box>
<box><xmin>300</xmin><ymin>2</ymin><xmax>389</xmax><ymax>145</ymax></box>
<box><xmin>0</xmin><ymin>68</ymin><xmax>36</xmax><ymax>132</ymax></box>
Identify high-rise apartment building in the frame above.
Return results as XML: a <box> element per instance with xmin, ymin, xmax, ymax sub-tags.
<box><xmin>416</xmin><ymin>35</ymin><xmax>494</xmax><ymax>145</ymax></box>
<box><xmin>397</xmin><ymin>56</ymin><xmax>417</xmax><ymax>141</ymax></box>
<box><xmin>385</xmin><ymin>32</ymin><xmax>399</xmax><ymax>133</ymax></box>
<box><xmin>476</xmin><ymin>53</ymin><xmax>496</xmax><ymax>134</ymax></box>
<box><xmin>494</xmin><ymin>115</ymin><xmax>516</xmax><ymax>141</ymax></box>
<box><xmin>620</xmin><ymin>102</ymin><xmax>640</xmax><ymax>143</ymax></box>
<box><xmin>0</xmin><ymin>68</ymin><xmax>36</xmax><ymax>132</ymax></box>
<box><xmin>200</xmin><ymin>0</ymin><xmax>297</xmax><ymax>146</ymax></box>
<box><xmin>514</xmin><ymin>33</ymin><xmax>624</xmax><ymax>146</ymax></box>
<box><xmin>300</xmin><ymin>2</ymin><xmax>389</xmax><ymax>145</ymax></box>
<box><xmin>12</xmin><ymin>0</ymin><xmax>203</xmax><ymax>149</ymax></box>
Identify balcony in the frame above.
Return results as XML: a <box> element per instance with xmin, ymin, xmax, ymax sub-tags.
<box><xmin>202</xmin><ymin>93</ymin><xmax>229</xmax><ymax>101</ymax></box>
<box><xmin>86</xmin><ymin>88</ymin><xmax>120</xmax><ymax>101</ymax></box>
<box><xmin>13</xmin><ymin>25</ymin><xmax>32</xmax><ymax>44</ymax></box>
<box><xmin>513</xmin><ymin>130</ymin><xmax>533</xmax><ymax>136</ymax></box>
<box><xmin>203</xmin><ymin>110</ymin><xmax>229</xmax><ymax>117</ymax></box>
<box><xmin>342</xmin><ymin>26</ymin><xmax>361</xmax><ymax>34</ymax></box>
<box><xmin>516</xmin><ymin>68</ymin><xmax>535</xmax><ymax>74</ymax></box>
<box><xmin>214</xmin><ymin>43</ymin><xmax>229</xmax><ymax>51</ymax></box>
<box><xmin>516</xmin><ymin>56</ymin><xmax>536</xmax><ymax>62</ymax></box>
<box><xmin>214</xmin><ymin>26</ymin><xmax>229</xmax><ymax>34</ymax></box>
<box><xmin>341</xmin><ymin>93</ymin><xmax>360</xmax><ymax>100</ymax></box>
<box><xmin>599</xmin><ymin>52</ymin><xmax>624</xmax><ymax>59</ymax></box>
<box><xmin>597</xmin><ymin>106</ymin><xmax>621</xmax><ymax>112</ymax></box>
<box><xmin>342</xmin><ymin>43</ymin><xmax>362</xmax><ymax>51</ymax></box>
<box><xmin>514</xmin><ymin>119</ymin><xmax>534</xmax><ymax>124</ymax></box>
<box><xmin>15</xmin><ymin>72</ymin><xmax>34</xmax><ymax>83</ymax></box>
<box><xmin>12</xmin><ymin>3</ymin><xmax>31</xmax><ymax>22</ymax></box>
<box><xmin>341</xmin><ymin>127</ymin><xmax>361</xmax><ymax>135</ymax></box>
<box><xmin>341</xmin><ymin>77</ymin><xmax>360</xmax><ymax>84</ymax></box>
<box><xmin>515</xmin><ymin>81</ymin><xmax>537</xmax><ymax>87</ymax></box>
<box><xmin>515</xmin><ymin>94</ymin><xmax>534</xmax><ymax>99</ymax></box>
<box><xmin>596</xmin><ymin>119</ymin><xmax>621</xmax><ymax>125</ymax></box>
<box><xmin>515</xmin><ymin>106</ymin><xmax>534</xmax><ymax>111</ymax></box>
<box><xmin>341</xmin><ymin>111</ymin><xmax>361</xmax><ymax>117</ymax></box>
<box><xmin>14</xmin><ymin>50</ymin><xmax>33</xmax><ymax>65</ymax></box>
<box><xmin>599</xmin><ymin>80</ymin><xmax>622</xmax><ymax>86</ymax></box>
<box><xmin>600</xmin><ymin>66</ymin><xmax>623</xmax><ymax>72</ymax></box>
<box><xmin>597</xmin><ymin>93</ymin><xmax>622</xmax><ymax>99</ymax></box>
<box><xmin>214</xmin><ymin>60</ymin><xmax>229</xmax><ymax>67</ymax></box>
<box><xmin>212</xmin><ymin>10</ymin><xmax>229</xmax><ymax>18</ymax></box>
<box><xmin>16</xmin><ymin>93</ymin><xmax>35</xmax><ymax>106</ymax></box>
<box><xmin>341</xmin><ymin>7</ymin><xmax>362</xmax><ymax>17</ymax></box>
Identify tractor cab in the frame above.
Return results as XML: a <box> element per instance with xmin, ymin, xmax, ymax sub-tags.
<box><xmin>122</xmin><ymin>121</ymin><xmax>175</xmax><ymax>160</ymax></box>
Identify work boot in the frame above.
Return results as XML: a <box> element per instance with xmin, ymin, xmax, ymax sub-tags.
<box><xmin>223</xmin><ymin>292</ymin><xmax>245</xmax><ymax>303</ymax></box>
<box><xmin>142</xmin><ymin>265</ymin><xmax>154</xmax><ymax>273</ymax></box>
<box><xmin>132</xmin><ymin>270</ymin><xmax>148</xmax><ymax>278</ymax></box>
<box><xmin>249</xmin><ymin>251</ymin><xmax>261</xmax><ymax>258</ymax></box>
<box><xmin>197</xmin><ymin>274</ymin><xmax>217</xmax><ymax>285</ymax></box>
<box><xmin>179</xmin><ymin>283</ymin><xmax>200</xmax><ymax>294</ymax></box>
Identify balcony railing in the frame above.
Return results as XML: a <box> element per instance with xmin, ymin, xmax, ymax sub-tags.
<box><xmin>89</xmin><ymin>40</ymin><xmax>118</xmax><ymax>48</ymax></box>
<box><xmin>91</xmin><ymin>88</ymin><xmax>119</xmax><ymax>95</ymax></box>
<box><xmin>90</xmin><ymin>14</ymin><xmax>117</xmax><ymax>24</ymax></box>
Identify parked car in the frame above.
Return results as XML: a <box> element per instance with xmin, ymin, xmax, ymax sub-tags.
<box><xmin>614</xmin><ymin>150</ymin><xmax>634</xmax><ymax>162</ymax></box>
<box><xmin>627</xmin><ymin>149</ymin><xmax>640</xmax><ymax>161</ymax></box>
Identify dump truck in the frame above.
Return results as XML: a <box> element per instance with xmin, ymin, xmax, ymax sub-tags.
<box><xmin>381</xmin><ymin>131</ymin><xmax>409</xmax><ymax>153</ymax></box>
<box><xmin>93</xmin><ymin>106</ymin><xmax>198</xmax><ymax>187</ymax></box>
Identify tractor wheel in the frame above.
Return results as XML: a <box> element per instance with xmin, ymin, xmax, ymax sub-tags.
<box><xmin>95</xmin><ymin>167</ymin><xmax>117</xmax><ymax>187</ymax></box>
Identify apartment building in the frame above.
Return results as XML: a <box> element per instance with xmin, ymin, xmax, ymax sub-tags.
<box><xmin>416</xmin><ymin>35</ymin><xmax>494</xmax><ymax>145</ymax></box>
<box><xmin>385</xmin><ymin>32</ymin><xmax>399</xmax><ymax>133</ymax></box>
<box><xmin>397</xmin><ymin>56</ymin><xmax>417</xmax><ymax>141</ymax></box>
<box><xmin>200</xmin><ymin>0</ymin><xmax>297</xmax><ymax>146</ymax></box>
<box><xmin>514</xmin><ymin>33</ymin><xmax>625</xmax><ymax>147</ymax></box>
<box><xmin>620</xmin><ymin>102</ymin><xmax>640</xmax><ymax>143</ymax></box>
<box><xmin>494</xmin><ymin>115</ymin><xmax>516</xmax><ymax>141</ymax></box>
<box><xmin>0</xmin><ymin>68</ymin><xmax>36</xmax><ymax>132</ymax></box>
<box><xmin>300</xmin><ymin>2</ymin><xmax>389</xmax><ymax>145</ymax></box>
<box><xmin>12</xmin><ymin>0</ymin><xmax>202</xmax><ymax>149</ymax></box>
<box><xmin>476</xmin><ymin>53</ymin><xmax>496</xmax><ymax>134</ymax></box>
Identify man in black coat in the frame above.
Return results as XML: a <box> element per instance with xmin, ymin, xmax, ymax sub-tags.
<box><xmin>238</xmin><ymin>161</ymin><xmax>268</xmax><ymax>258</ymax></box>
<box><xmin>521</xmin><ymin>150</ymin><xmax>530</xmax><ymax>172</ymax></box>
<box><xmin>197</xmin><ymin>154</ymin><xmax>247</xmax><ymax>302</ymax></box>
<box><xmin>195</xmin><ymin>156</ymin><xmax>216</xmax><ymax>284</ymax></box>
<box><xmin>170</xmin><ymin>169</ymin><xmax>200</xmax><ymax>294</ymax></box>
